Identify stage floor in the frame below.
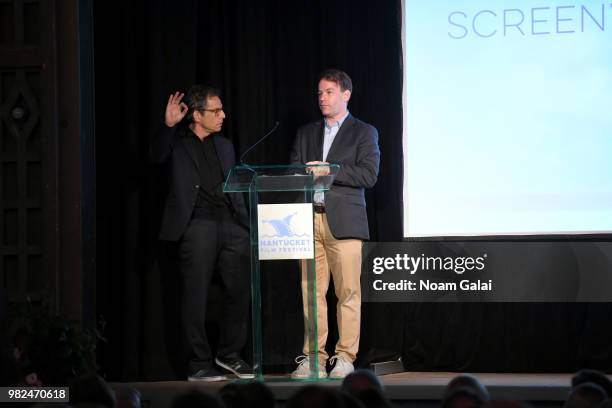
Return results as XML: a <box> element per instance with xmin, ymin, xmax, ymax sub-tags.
<box><xmin>113</xmin><ymin>372</ymin><xmax>582</xmax><ymax>407</ymax></box>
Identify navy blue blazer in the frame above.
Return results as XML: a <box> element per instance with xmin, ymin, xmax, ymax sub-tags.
<box><xmin>290</xmin><ymin>114</ymin><xmax>380</xmax><ymax>240</ymax></box>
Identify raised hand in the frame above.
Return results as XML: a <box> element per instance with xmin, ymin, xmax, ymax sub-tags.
<box><xmin>165</xmin><ymin>91</ymin><xmax>188</xmax><ymax>127</ymax></box>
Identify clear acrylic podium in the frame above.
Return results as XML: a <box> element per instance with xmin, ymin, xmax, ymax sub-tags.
<box><xmin>224</xmin><ymin>164</ymin><xmax>339</xmax><ymax>380</ymax></box>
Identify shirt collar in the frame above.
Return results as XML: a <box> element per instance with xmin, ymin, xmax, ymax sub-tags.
<box><xmin>324</xmin><ymin>111</ymin><xmax>349</xmax><ymax>130</ymax></box>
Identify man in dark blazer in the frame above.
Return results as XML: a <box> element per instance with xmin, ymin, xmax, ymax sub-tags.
<box><xmin>290</xmin><ymin>69</ymin><xmax>380</xmax><ymax>379</ymax></box>
<box><xmin>150</xmin><ymin>85</ymin><xmax>252</xmax><ymax>381</ymax></box>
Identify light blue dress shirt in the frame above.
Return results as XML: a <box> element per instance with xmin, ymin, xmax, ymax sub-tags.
<box><xmin>314</xmin><ymin>111</ymin><xmax>349</xmax><ymax>204</ymax></box>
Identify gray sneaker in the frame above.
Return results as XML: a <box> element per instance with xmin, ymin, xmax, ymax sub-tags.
<box><xmin>328</xmin><ymin>355</ymin><xmax>354</xmax><ymax>379</ymax></box>
<box><xmin>291</xmin><ymin>355</ymin><xmax>327</xmax><ymax>379</ymax></box>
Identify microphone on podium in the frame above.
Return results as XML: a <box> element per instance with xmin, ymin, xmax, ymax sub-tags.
<box><xmin>239</xmin><ymin>121</ymin><xmax>280</xmax><ymax>165</ymax></box>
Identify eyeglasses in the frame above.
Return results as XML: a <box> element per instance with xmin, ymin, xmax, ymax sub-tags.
<box><xmin>198</xmin><ymin>108</ymin><xmax>224</xmax><ymax>116</ymax></box>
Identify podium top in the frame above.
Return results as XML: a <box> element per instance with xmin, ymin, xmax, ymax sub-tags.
<box><xmin>223</xmin><ymin>164</ymin><xmax>340</xmax><ymax>192</ymax></box>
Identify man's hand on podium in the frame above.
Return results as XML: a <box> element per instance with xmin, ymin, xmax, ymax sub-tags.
<box><xmin>306</xmin><ymin>161</ymin><xmax>331</xmax><ymax>177</ymax></box>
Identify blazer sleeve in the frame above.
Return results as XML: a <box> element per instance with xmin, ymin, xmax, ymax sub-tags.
<box><xmin>150</xmin><ymin>124</ymin><xmax>179</xmax><ymax>164</ymax></box>
<box><xmin>333</xmin><ymin>125</ymin><xmax>380</xmax><ymax>189</ymax></box>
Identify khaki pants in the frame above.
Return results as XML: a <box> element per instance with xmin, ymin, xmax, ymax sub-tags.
<box><xmin>300</xmin><ymin>213</ymin><xmax>362</xmax><ymax>364</ymax></box>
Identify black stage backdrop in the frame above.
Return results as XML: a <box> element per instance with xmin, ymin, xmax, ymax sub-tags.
<box><xmin>93</xmin><ymin>0</ymin><xmax>612</xmax><ymax>381</ymax></box>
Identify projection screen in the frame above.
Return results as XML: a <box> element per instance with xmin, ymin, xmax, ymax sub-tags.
<box><xmin>402</xmin><ymin>1</ymin><xmax>612</xmax><ymax>237</ymax></box>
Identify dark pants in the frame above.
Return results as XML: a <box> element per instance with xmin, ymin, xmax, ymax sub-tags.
<box><xmin>178</xmin><ymin>209</ymin><xmax>249</xmax><ymax>373</ymax></box>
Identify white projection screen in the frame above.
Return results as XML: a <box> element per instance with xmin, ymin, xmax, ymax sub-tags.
<box><xmin>402</xmin><ymin>1</ymin><xmax>612</xmax><ymax>238</ymax></box>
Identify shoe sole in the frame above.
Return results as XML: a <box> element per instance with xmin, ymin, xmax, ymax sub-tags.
<box><xmin>328</xmin><ymin>373</ymin><xmax>349</xmax><ymax>379</ymax></box>
<box><xmin>187</xmin><ymin>375</ymin><xmax>227</xmax><ymax>382</ymax></box>
<box><xmin>215</xmin><ymin>358</ymin><xmax>255</xmax><ymax>379</ymax></box>
<box><xmin>328</xmin><ymin>368</ymin><xmax>354</xmax><ymax>379</ymax></box>
<box><xmin>291</xmin><ymin>372</ymin><xmax>328</xmax><ymax>379</ymax></box>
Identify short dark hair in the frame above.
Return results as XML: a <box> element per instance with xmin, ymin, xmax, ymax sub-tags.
<box><xmin>442</xmin><ymin>387</ymin><xmax>484</xmax><ymax>408</ymax></box>
<box><xmin>172</xmin><ymin>390</ymin><xmax>224</xmax><ymax>408</ymax></box>
<box><xmin>342</xmin><ymin>369</ymin><xmax>384</xmax><ymax>396</ymax></box>
<box><xmin>445</xmin><ymin>374</ymin><xmax>490</xmax><ymax>402</ymax></box>
<box><xmin>286</xmin><ymin>385</ymin><xmax>345</xmax><ymax>408</ymax></box>
<box><xmin>318</xmin><ymin>69</ymin><xmax>352</xmax><ymax>93</ymax></box>
<box><xmin>184</xmin><ymin>84</ymin><xmax>221</xmax><ymax>123</ymax></box>
<box><xmin>565</xmin><ymin>382</ymin><xmax>607</xmax><ymax>408</ymax></box>
<box><xmin>572</xmin><ymin>369</ymin><xmax>612</xmax><ymax>397</ymax></box>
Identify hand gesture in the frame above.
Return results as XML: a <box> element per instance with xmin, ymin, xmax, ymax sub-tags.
<box><xmin>164</xmin><ymin>91</ymin><xmax>188</xmax><ymax>127</ymax></box>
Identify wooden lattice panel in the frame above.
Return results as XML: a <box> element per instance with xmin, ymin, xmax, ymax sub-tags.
<box><xmin>0</xmin><ymin>0</ymin><xmax>51</xmax><ymax>304</ymax></box>
<box><xmin>0</xmin><ymin>68</ymin><xmax>44</xmax><ymax>301</ymax></box>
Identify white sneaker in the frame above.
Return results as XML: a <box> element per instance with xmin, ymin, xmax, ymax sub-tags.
<box><xmin>291</xmin><ymin>355</ymin><xmax>327</xmax><ymax>379</ymax></box>
<box><xmin>328</xmin><ymin>355</ymin><xmax>354</xmax><ymax>379</ymax></box>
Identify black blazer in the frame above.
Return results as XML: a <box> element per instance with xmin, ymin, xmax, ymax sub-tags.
<box><xmin>150</xmin><ymin>124</ymin><xmax>248</xmax><ymax>241</ymax></box>
<box><xmin>290</xmin><ymin>114</ymin><xmax>380</xmax><ymax>240</ymax></box>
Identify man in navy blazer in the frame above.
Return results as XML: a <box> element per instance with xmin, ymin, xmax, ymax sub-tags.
<box><xmin>150</xmin><ymin>85</ymin><xmax>252</xmax><ymax>382</ymax></box>
<box><xmin>290</xmin><ymin>70</ymin><xmax>380</xmax><ymax>378</ymax></box>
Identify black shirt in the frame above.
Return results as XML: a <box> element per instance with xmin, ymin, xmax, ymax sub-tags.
<box><xmin>185</xmin><ymin>130</ymin><xmax>230</xmax><ymax>209</ymax></box>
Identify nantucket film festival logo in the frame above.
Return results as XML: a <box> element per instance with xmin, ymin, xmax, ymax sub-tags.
<box><xmin>257</xmin><ymin>203</ymin><xmax>314</xmax><ymax>260</ymax></box>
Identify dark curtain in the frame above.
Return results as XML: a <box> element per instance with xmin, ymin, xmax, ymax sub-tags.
<box><xmin>93</xmin><ymin>0</ymin><xmax>612</xmax><ymax>381</ymax></box>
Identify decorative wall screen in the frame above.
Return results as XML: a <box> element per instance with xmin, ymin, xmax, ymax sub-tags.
<box><xmin>0</xmin><ymin>0</ymin><xmax>57</xmax><ymax>306</ymax></box>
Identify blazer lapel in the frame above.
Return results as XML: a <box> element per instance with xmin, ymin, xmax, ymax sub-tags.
<box><xmin>314</xmin><ymin>120</ymin><xmax>325</xmax><ymax>161</ymax></box>
<box><xmin>180</xmin><ymin>131</ymin><xmax>200</xmax><ymax>170</ymax></box>
<box><xmin>325</xmin><ymin>113</ymin><xmax>355</xmax><ymax>161</ymax></box>
<box><xmin>212</xmin><ymin>135</ymin><xmax>231</xmax><ymax>177</ymax></box>
<box><xmin>212</xmin><ymin>135</ymin><xmax>240</xmax><ymax>209</ymax></box>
